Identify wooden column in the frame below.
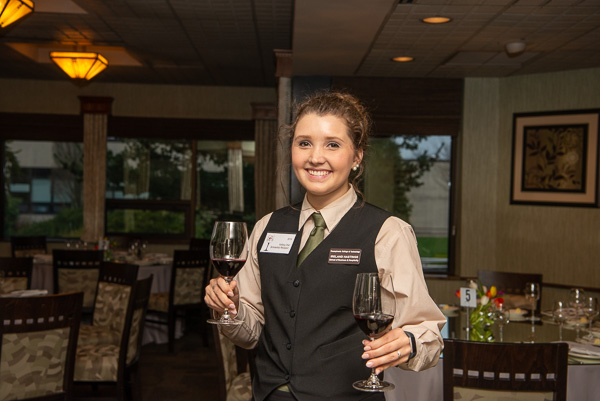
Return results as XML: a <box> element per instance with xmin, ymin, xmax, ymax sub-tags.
<box><xmin>274</xmin><ymin>49</ymin><xmax>293</xmax><ymax>210</ymax></box>
<box><xmin>79</xmin><ymin>96</ymin><xmax>113</xmax><ymax>243</ymax></box>
<box><xmin>252</xmin><ymin>103</ymin><xmax>278</xmax><ymax>220</ymax></box>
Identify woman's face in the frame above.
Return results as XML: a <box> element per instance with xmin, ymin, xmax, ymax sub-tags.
<box><xmin>291</xmin><ymin>113</ymin><xmax>362</xmax><ymax>209</ymax></box>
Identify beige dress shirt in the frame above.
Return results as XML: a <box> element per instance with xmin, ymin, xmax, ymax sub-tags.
<box><xmin>221</xmin><ymin>186</ymin><xmax>446</xmax><ymax>371</ymax></box>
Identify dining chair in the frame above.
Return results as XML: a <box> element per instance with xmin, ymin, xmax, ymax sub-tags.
<box><xmin>77</xmin><ymin>262</ymin><xmax>140</xmax><ymax>348</ymax></box>
<box><xmin>443</xmin><ymin>339</ymin><xmax>568</xmax><ymax>401</ymax></box>
<box><xmin>189</xmin><ymin>237</ymin><xmax>210</xmax><ymax>251</ymax></box>
<box><xmin>146</xmin><ymin>249</ymin><xmax>210</xmax><ymax>352</ymax></box>
<box><xmin>53</xmin><ymin>249</ymin><xmax>104</xmax><ymax>315</ymax></box>
<box><xmin>478</xmin><ymin>270</ymin><xmax>544</xmax><ymax>312</ymax></box>
<box><xmin>0</xmin><ymin>291</ymin><xmax>83</xmax><ymax>401</ymax></box>
<box><xmin>74</xmin><ymin>275</ymin><xmax>153</xmax><ymax>401</ymax></box>
<box><xmin>213</xmin><ymin>326</ymin><xmax>254</xmax><ymax>401</ymax></box>
<box><xmin>10</xmin><ymin>235</ymin><xmax>47</xmax><ymax>257</ymax></box>
<box><xmin>0</xmin><ymin>256</ymin><xmax>33</xmax><ymax>294</ymax></box>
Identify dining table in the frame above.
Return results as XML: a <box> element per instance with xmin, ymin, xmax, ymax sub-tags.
<box><xmin>29</xmin><ymin>252</ymin><xmax>182</xmax><ymax>345</ymax></box>
<box><xmin>384</xmin><ymin>306</ymin><xmax>600</xmax><ymax>401</ymax></box>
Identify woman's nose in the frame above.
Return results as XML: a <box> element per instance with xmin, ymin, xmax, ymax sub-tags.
<box><xmin>309</xmin><ymin>147</ymin><xmax>324</xmax><ymax>163</ymax></box>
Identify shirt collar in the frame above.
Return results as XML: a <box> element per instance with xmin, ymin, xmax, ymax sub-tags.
<box><xmin>298</xmin><ymin>186</ymin><xmax>357</xmax><ymax>232</ymax></box>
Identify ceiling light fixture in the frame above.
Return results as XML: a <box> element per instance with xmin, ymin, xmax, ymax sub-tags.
<box><xmin>0</xmin><ymin>0</ymin><xmax>34</xmax><ymax>28</ymax></box>
<box><xmin>50</xmin><ymin>51</ymin><xmax>108</xmax><ymax>84</ymax></box>
<box><xmin>392</xmin><ymin>56</ymin><xmax>414</xmax><ymax>63</ymax></box>
<box><xmin>421</xmin><ymin>16</ymin><xmax>452</xmax><ymax>24</ymax></box>
<box><xmin>505</xmin><ymin>41</ymin><xmax>526</xmax><ymax>56</ymax></box>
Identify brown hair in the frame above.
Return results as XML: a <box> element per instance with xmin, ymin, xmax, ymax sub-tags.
<box><xmin>281</xmin><ymin>90</ymin><xmax>372</xmax><ymax>198</ymax></box>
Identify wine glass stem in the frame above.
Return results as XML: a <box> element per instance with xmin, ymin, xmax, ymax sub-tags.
<box><xmin>559</xmin><ymin>323</ymin><xmax>563</xmax><ymax>341</ymax></box>
<box><xmin>220</xmin><ymin>277</ymin><xmax>235</xmax><ymax>322</ymax></box>
<box><xmin>365</xmin><ymin>338</ymin><xmax>381</xmax><ymax>387</ymax></box>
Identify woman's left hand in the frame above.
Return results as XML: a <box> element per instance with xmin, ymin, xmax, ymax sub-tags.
<box><xmin>361</xmin><ymin>327</ymin><xmax>412</xmax><ymax>374</ymax></box>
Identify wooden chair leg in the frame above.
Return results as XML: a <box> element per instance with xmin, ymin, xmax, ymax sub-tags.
<box><xmin>168</xmin><ymin>309</ymin><xmax>175</xmax><ymax>353</ymax></box>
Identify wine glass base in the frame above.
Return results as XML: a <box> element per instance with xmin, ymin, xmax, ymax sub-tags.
<box><xmin>207</xmin><ymin>318</ymin><xmax>243</xmax><ymax>326</ymax></box>
<box><xmin>352</xmin><ymin>380</ymin><xmax>395</xmax><ymax>392</ymax></box>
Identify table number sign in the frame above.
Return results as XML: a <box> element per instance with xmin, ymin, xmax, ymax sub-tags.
<box><xmin>460</xmin><ymin>287</ymin><xmax>477</xmax><ymax>308</ymax></box>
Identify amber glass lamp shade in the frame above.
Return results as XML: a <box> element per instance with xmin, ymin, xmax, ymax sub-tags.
<box><xmin>0</xmin><ymin>0</ymin><xmax>34</xmax><ymax>28</ymax></box>
<box><xmin>50</xmin><ymin>51</ymin><xmax>108</xmax><ymax>83</ymax></box>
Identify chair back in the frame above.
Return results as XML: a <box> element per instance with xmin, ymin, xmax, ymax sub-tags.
<box><xmin>170</xmin><ymin>249</ymin><xmax>210</xmax><ymax>307</ymax></box>
<box><xmin>10</xmin><ymin>236</ymin><xmax>47</xmax><ymax>257</ymax></box>
<box><xmin>212</xmin><ymin>326</ymin><xmax>253</xmax><ymax>401</ymax></box>
<box><xmin>478</xmin><ymin>270</ymin><xmax>543</xmax><ymax>311</ymax></box>
<box><xmin>0</xmin><ymin>257</ymin><xmax>33</xmax><ymax>294</ymax></box>
<box><xmin>443</xmin><ymin>339</ymin><xmax>568</xmax><ymax>401</ymax></box>
<box><xmin>53</xmin><ymin>250</ymin><xmax>103</xmax><ymax>309</ymax></box>
<box><xmin>189</xmin><ymin>238</ymin><xmax>210</xmax><ymax>251</ymax></box>
<box><xmin>0</xmin><ymin>292</ymin><xmax>83</xmax><ymax>401</ymax></box>
<box><xmin>92</xmin><ymin>262</ymin><xmax>139</xmax><ymax>334</ymax></box>
<box><xmin>123</xmin><ymin>275</ymin><xmax>153</xmax><ymax>368</ymax></box>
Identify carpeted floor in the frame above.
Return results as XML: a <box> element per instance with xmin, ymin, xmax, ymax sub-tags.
<box><xmin>139</xmin><ymin>328</ymin><xmax>220</xmax><ymax>401</ymax></box>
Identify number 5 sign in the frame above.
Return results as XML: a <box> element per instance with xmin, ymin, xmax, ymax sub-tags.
<box><xmin>460</xmin><ymin>287</ymin><xmax>477</xmax><ymax>308</ymax></box>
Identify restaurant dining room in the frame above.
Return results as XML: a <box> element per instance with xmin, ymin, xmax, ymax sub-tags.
<box><xmin>1</xmin><ymin>0</ymin><xmax>600</xmax><ymax>400</ymax></box>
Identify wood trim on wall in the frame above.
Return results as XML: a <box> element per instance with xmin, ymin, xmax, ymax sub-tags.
<box><xmin>0</xmin><ymin>113</ymin><xmax>83</xmax><ymax>141</ymax></box>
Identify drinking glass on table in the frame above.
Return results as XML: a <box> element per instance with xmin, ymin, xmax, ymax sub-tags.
<box><xmin>552</xmin><ymin>300</ymin><xmax>569</xmax><ymax>341</ymax></box>
<box><xmin>493</xmin><ymin>303</ymin><xmax>509</xmax><ymax>342</ymax></box>
<box><xmin>352</xmin><ymin>272</ymin><xmax>396</xmax><ymax>392</ymax></box>
<box><xmin>524</xmin><ymin>282</ymin><xmax>540</xmax><ymax>342</ymax></box>
<box><xmin>569</xmin><ymin>288</ymin><xmax>586</xmax><ymax>339</ymax></box>
<box><xmin>207</xmin><ymin>221</ymin><xmax>248</xmax><ymax>326</ymax></box>
<box><xmin>582</xmin><ymin>296</ymin><xmax>598</xmax><ymax>341</ymax></box>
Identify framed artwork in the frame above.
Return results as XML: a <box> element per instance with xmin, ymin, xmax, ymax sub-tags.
<box><xmin>511</xmin><ymin>109</ymin><xmax>600</xmax><ymax>207</ymax></box>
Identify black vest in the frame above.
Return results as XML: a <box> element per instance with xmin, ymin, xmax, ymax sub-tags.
<box><xmin>253</xmin><ymin>202</ymin><xmax>390</xmax><ymax>401</ymax></box>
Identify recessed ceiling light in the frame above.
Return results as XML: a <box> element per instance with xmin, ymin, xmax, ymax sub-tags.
<box><xmin>392</xmin><ymin>56</ymin><xmax>414</xmax><ymax>63</ymax></box>
<box><xmin>421</xmin><ymin>16</ymin><xmax>452</xmax><ymax>24</ymax></box>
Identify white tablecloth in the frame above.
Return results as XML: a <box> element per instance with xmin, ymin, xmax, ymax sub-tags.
<box><xmin>385</xmin><ymin>362</ymin><xmax>599</xmax><ymax>401</ymax></box>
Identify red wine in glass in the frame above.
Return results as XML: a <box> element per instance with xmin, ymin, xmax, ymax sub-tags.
<box><xmin>207</xmin><ymin>221</ymin><xmax>248</xmax><ymax>326</ymax></box>
<box><xmin>352</xmin><ymin>272</ymin><xmax>396</xmax><ymax>392</ymax></box>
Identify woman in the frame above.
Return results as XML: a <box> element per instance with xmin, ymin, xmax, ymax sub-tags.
<box><xmin>206</xmin><ymin>91</ymin><xmax>445</xmax><ymax>401</ymax></box>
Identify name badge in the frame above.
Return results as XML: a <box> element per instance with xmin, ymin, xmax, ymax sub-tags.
<box><xmin>328</xmin><ymin>248</ymin><xmax>362</xmax><ymax>265</ymax></box>
<box><xmin>260</xmin><ymin>233</ymin><xmax>296</xmax><ymax>254</ymax></box>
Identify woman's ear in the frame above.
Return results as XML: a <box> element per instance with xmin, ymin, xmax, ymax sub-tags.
<box><xmin>354</xmin><ymin>149</ymin><xmax>364</xmax><ymax>166</ymax></box>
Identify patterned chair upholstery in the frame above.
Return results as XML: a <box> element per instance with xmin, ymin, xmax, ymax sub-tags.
<box><xmin>74</xmin><ymin>275</ymin><xmax>153</xmax><ymax>401</ymax></box>
<box><xmin>443</xmin><ymin>339</ymin><xmax>568</xmax><ymax>401</ymax></box>
<box><xmin>0</xmin><ymin>291</ymin><xmax>83</xmax><ymax>401</ymax></box>
<box><xmin>53</xmin><ymin>250</ymin><xmax>103</xmax><ymax>313</ymax></box>
<box><xmin>0</xmin><ymin>257</ymin><xmax>33</xmax><ymax>295</ymax></box>
<box><xmin>213</xmin><ymin>326</ymin><xmax>253</xmax><ymax>401</ymax></box>
<box><xmin>10</xmin><ymin>236</ymin><xmax>47</xmax><ymax>258</ymax></box>
<box><xmin>78</xmin><ymin>262</ymin><xmax>139</xmax><ymax>347</ymax></box>
<box><xmin>147</xmin><ymin>249</ymin><xmax>210</xmax><ymax>352</ymax></box>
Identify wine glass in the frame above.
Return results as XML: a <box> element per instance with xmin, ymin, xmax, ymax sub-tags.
<box><xmin>207</xmin><ymin>221</ymin><xmax>248</xmax><ymax>326</ymax></box>
<box><xmin>582</xmin><ymin>296</ymin><xmax>598</xmax><ymax>341</ymax></box>
<box><xmin>552</xmin><ymin>301</ymin><xmax>568</xmax><ymax>341</ymax></box>
<box><xmin>493</xmin><ymin>303</ymin><xmax>509</xmax><ymax>342</ymax></box>
<box><xmin>524</xmin><ymin>282</ymin><xmax>540</xmax><ymax>342</ymax></box>
<box><xmin>352</xmin><ymin>272</ymin><xmax>396</xmax><ymax>392</ymax></box>
<box><xmin>569</xmin><ymin>288</ymin><xmax>586</xmax><ymax>339</ymax></box>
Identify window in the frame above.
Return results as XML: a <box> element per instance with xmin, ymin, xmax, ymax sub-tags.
<box><xmin>3</xmin><ymin>140</ymin><xmax>84</xmax><ymax>237</ymax></box>
<box><xmin>365</xmin><ymin>135</ymin><xmax>453</xmax><ymax>273</ymax></box>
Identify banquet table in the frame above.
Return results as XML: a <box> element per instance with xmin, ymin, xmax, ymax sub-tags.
<box><xmin>384</xmin><ymin>308</ymin><xmax>600</xmax><ymax>401</ymax></box>
<box><xmin>30</xmin><ymin>254</ymin><xmax>181</xmax><ymax>345</ymax></box>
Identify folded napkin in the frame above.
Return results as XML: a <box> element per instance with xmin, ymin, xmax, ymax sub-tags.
<box><xmin>562</xmin><ymin>341</ymin><xmax>600</xmax><ymax>357</ymax></box>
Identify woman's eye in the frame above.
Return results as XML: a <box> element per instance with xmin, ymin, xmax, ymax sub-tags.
<box><xmin>298</xmin><ymin>140</ymin><xmax>310</xmax><ymax>147</ymax></box>
<box><xmin>327</xmin><ymin>142</ymin><xmax>340</xmax><ymax>148</ymax></box>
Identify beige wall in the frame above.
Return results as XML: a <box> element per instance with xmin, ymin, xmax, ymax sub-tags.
<box><xmin>0</xmin><ymin>78</ymin><xmax>276</xmax><ymax>119</ymax></box>
<box><xmin>459</xmin><ymin>68</ymin><xmax>600</xmax><ymax>288</ymax></box>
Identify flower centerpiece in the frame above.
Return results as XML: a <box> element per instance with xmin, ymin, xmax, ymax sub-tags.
<box><xmin>456</xmin><ymin>280</ymin><xmax>504</xmax><ymax>342</ymax></box>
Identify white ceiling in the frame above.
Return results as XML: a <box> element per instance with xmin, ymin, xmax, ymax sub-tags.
<box><xmin>0</xmin><ymin>0</ymin><xmax>599</xmax><ymax>87</ymax></box>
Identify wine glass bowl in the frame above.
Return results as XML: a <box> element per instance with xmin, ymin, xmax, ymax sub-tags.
<box><xmin>352</xmin><ymin>272</ymin><xmax>396</xmax><ymax>392</ymax></box>
<box><xmin>552</xmin><ymin>301</ymin><xmax>569</xmax><ymax>341</ymax></box>
<box><xmin>207</xmin><ymin>221</ymin><xmax>248</xmax><ymax>326</ymax></box>
<box><xmin>583</xmin><ymin>296</ymin><xmax>599</xmax><ymax>341</ymax></box>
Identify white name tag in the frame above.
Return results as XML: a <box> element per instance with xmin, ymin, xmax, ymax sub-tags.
<box><xmin>260</xmin><ymin>232</ymin><xmax>297</xmax><ymax>254</ymax></box>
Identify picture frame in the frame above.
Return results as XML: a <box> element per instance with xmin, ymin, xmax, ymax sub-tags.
<box><xmin>511</xmin><ymin>109</ymin><xmax>600</xmax><ymax>207</ymax></box>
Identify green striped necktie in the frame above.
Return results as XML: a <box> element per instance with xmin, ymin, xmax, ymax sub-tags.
<box><xmin>297</xmin><ymin>212</ymin><xmax>326</xmax><ymax>267</ymax></box>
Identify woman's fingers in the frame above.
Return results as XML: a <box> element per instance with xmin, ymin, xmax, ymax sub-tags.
<box><xmin>204</xmin><ymin>277</ymin><xmax>238</xmax><ymax>314</ymax></box>
<box><xmin>361</xmin><ymin>328</ymin><xmax>412</xmax><ymax>374</ymax></box>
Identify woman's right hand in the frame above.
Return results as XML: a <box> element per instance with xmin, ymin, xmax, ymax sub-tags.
<box><xmin>205</xmin><ymin>277</ymin><xmax>240</xmax><ymax>316</ymax></box>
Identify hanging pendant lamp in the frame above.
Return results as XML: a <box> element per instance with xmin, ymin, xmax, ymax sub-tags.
<box><xmin>0</xmin><ymin>0</ymin><xmax>34</xmax><ymax>28</ymax></box>
<box><xmin>50</xmin><ymin>51</ymin><xmax>108</xmax><ymax>84</ymax></box>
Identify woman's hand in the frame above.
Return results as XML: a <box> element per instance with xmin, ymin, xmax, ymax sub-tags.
<box><xmin>361</xmin><ymin>327</ymin><xmax>412</xmax><ymax>374</ymax></box>
<box><xmin>204</xmin><ymin>277</ymin><xmax>240</xmax><ymax>316</ymax></box>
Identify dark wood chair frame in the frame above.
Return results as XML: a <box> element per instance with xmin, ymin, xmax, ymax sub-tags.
<box><xmin>147</xmin><ymin>249</ymin><xmax>211</xmax><ymax>352</ymax></box>
<box><xmin>0</xmin><ymin>292</ymin><xmax>84</xmax><ymax>401</ymax></box>
<box><xmin>443</xmin><ymin>339</ymin><xmax>568</xmax><ymax>401</ymax></box>
<box><xmin>0</xmin><ymin>256</ymin><xmax>33</xmax><ymax>290</ymax></box>
<box><xmin>478</xmin><ymin>270</ymin><xmax>544</xmax><ymax>312</ymax></box>
<box><xmin>189</xmin><ymin>237</ymin><xmax>210</xmax><ymax>251</ymax></box>
<box><xmin>10</xmin><ymin>235</ymin><xmax>47</xmax><ymax>257</ymax></box>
